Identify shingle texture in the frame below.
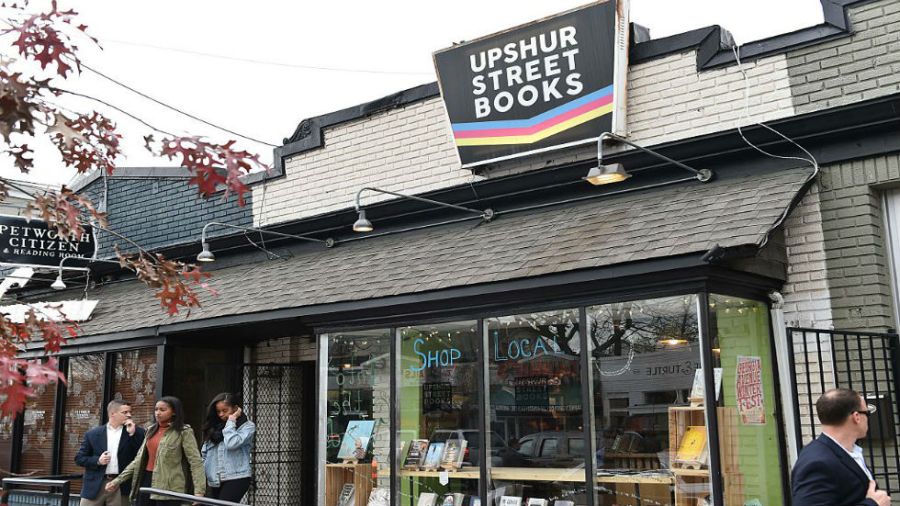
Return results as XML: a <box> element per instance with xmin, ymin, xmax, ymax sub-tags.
<box><xmin>60</xmin><ymin>167</ymin><xmax>813</xmax><ymax>338</ymax></box>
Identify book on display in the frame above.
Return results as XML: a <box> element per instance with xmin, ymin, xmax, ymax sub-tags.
<box><xmin>422</xmin><ymin>442</ymin><xmax>445</xmax><ymax>470</ymax></box>
<box><xmin>440</xmin><ymin>438</ymin><xmax>467</xmax><ymax>470</ymax></box>
<box><xmin>417</xmin><ymin>493</ymin><xmax>438</xmax><ymax>506</ymax></box>
<box><xmin>404</xmin><ymin>439</ymin><xmax>429</xmax><ymax>469</ymax></box>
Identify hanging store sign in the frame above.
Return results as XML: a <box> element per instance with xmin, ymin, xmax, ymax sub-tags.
<box><xmin>0</xmin><ymin>215</ymin><xmax>94</xmax><ymax>268</ymax></box>
<box><xmin>433</xmin><ymin>0</ymin><xmax>629</xmax><ymax>168</ymax></box>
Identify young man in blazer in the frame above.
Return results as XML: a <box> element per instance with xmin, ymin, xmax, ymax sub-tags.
<box><xmin>792</xmin><ymin>388</ymin><xmax>891</xmax><ymax>506</ymax></box>
<box><xmin>75</xmin><ymin>400</ymin><xmax>146</xmax><ymax>506</ymax></box>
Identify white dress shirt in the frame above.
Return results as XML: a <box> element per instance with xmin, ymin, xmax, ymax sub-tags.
<box><xmin>105</xmin><ymin>424</ymin><xmax>123</xmax><ymax>475</ymax></box>
<box><xmin>823</xmin><ymin>432</ymin><xmax>873</xmax><ymax>480</ymax></box>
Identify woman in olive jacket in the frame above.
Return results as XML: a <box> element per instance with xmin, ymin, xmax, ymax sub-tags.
<box><xmin>106</xmin><ymin>396</ymin><xmax>206</xmax><ymax>505</ymax></box>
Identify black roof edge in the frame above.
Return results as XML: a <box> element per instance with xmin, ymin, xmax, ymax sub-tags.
<box><xmin>276</xmin><ymin>0</ymin><xmax>872</xmax><ymax>166</ymax></box>
<box><xmin>72</xmin><ymin>163</ymin><xmax>285</xmax><ymax>196</ymax></box>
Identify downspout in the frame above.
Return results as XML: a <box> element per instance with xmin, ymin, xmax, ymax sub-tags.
<box><xmin>769</xmin><ymin>291</ymin><xmax>800</xmax><ymax>466</ymax></box>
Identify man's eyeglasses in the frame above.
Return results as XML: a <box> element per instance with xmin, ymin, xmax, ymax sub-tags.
<box><xmin>855</xmin><ymin>404</ymin><xmax>878</xmax><ymax>417</ymax></box>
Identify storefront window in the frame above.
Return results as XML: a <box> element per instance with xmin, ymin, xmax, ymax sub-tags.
<box><xmin>709</xmin><ymin>295</ymin><xmax>784</xmax><ymax>505</ymax></box>
<box><xmin>398</xmin><ymin>322</ymin><xmax>480</xmax><ymax>506</ymax></box>
<box><xmin>20</xmin><ymin>381</ymin><xmax>57</xmax><ymax>475</ymax></box>
<box><xmin>60</xmin><ymin>354</ymin><xmax>105</xmax><ymax>484</ymax></box>
<box><xmin>112</xmin><ymin>348</ymin><xmax>158</xmax><ymax>427</ymax></box>
<box><xmin>486</xmin><ymin>309</ymin><xmax>585</xmax><ymax>506</ymax></box>
<box><xmin>588</xmin><ymin>295</ymin><xmax>708</xmax><ymax>506</ymax></box>
<box><xmin>324</xmin><ymin>330</ymin><xmax>392</xmax><ymax>506</ymax></box>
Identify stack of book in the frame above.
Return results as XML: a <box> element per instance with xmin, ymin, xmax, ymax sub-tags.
<box><xmin>403</xmin><ymin>436</ymin><xmax>467</xmax><ymax>471</ymax></box>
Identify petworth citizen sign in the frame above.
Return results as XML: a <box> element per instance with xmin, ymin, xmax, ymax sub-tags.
<box><xmin>0</xmin><ymin>215</ymin><xmax>94</xmax><ymax>267</ymax></box>
<box><xmin>433</xmin><ymin>0</ymin><xmax>629</xmax><ymax>168</ymax></box>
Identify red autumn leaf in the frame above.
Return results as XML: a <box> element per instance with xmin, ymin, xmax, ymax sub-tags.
<box><xmin>2</xmin><ymin>0</ymin><xmax>93</xmax><ymax>77</ymax></box>
<box><xmin>160</xmin><ymin>136</ymin><xmax>267</xmax><ymax>206</ymax></box>
<box><xmin>25</xmin><ymin>358</ymin><xmax>66</xmax><ymax>386</ymax></box>
<box><xmin>5</xmin><ymin>143</ymin><xmax>33</xmax><ymax>172</ymax></box>
<box><xmin>116</xmin><ymin>247</ymin><xmax>208</xmax><ymax>316</ymax></box>
<box><xmin>50</xmin><ymin>112</ymin><xmax>121</xmax><ymax>175</ymax></box>
<box><xmin>0</xmin><ymin>70</ymin><xmax>43</xmax><ymax>144</ymax></box>
<box><xmin>26</xmin><ymin>185</ymin><xmax>107</xmax><ymax>239</ymax></box>
<box><xmin>0</xmin><ymin>381</ymin><xmax>32</xmax><ymax>415</ymax></box>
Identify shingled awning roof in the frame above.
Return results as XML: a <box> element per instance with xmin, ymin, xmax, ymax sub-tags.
<box><xmin>42</xmin><ymin>166</ymin><xmax>814</xmax><ymax>339</ymax></box>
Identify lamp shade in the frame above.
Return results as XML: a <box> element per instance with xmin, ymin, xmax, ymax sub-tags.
<box><xmin>584</xmin><ymin>163</ymin><xmax>631</xmax><ymax>185</ymax></box>
<box><xmin>197</xmin><ymin>242</ymin><xmax>215</xmax><ymax>262</ymax></box>
<box><xmin>353</xmin><ymin>210</ymin><xmax>374</xmax><ymax>233</ymax></box>
<box><xmin>51</xmin><ymin>275</ymin><xmax>66</xmax><ymax>290</ymax></box>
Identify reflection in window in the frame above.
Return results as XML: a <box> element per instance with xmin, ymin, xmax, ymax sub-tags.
<box><xmin>20</xmin><ymin>381</ymin><xmax>57</xmax><ymax>475</ymax></box>
<box><xmin>588</xmin><ymin>295</ymin><xmax>708</xmax><ymax>506</ymax></box>
<box><xmin>60</xmin><ymin>355</ymin><xmax>105</xmax><ymax>489</ymax></box>
<box><xmin>486</xmin><ymin>309</ymin><xmax>586</xmax><ymax>506</ymax></box>
<box><xmin>113</xmin><ymin>349</ymin><xmax>158</xmax><ymax>427</ymax></box>
<box><xmin>324</xmin><ymin>330</ymin><xmax>392</xmax><ymax>506</ymax></box>
<box><xmin>398</xmin><ymin>322</ymin><xmax>480</xmax><ymax>506</ymax></box>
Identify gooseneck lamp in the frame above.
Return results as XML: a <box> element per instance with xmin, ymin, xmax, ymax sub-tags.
<box><xmin>586</xmin><ymin>132</ymin><xmax>713</xmax><ymax>185</ymax></box>
<box><xmin>353</xmin><ymin>187</ymin><xmax>493</xmax><ymax>233</ymax></box>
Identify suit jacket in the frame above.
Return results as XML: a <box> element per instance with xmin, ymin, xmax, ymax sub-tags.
<box><xmin>791</xmin><ymin>434</ymin><xmax>878</xmax><ymax>506</ymax></box>
<box><xmin>74</xmin><ymin>423</ymin><xmax>145</xmax><ymax>500</ymax></box>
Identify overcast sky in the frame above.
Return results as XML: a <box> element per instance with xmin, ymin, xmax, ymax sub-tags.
<box><xmin>2</xmin><ymin>0</ymin><xmax>824</xmax><ymax>186</ymax></box>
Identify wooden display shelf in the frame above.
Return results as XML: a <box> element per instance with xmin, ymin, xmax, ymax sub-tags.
<box><xmin>325</xmin><ymin>462</ymin><xmax>373</xmax><ymax>506</ymax></box>
<box><xmin>393</xmin><ymin>467</ymin><xmax>679</xmax><ymax>485</ymax></box>
<box><xmin>394</xmin><ymin>468</ymin><xmax>480</xmax><ymax>479</ymax></box>
<box><xmin>491</xmin><ymin>467</ymin><xmax>587</xmax><ymax>482</ymax></box>
<box><xmin>671</xmin><ymin>468</ymin><xmax>710</xmax><ymax>478</ymax></box>
<box><xmin>596</xmin><ymin>473</ymin><xmax>675</xmax><ymax>485</ymax></box>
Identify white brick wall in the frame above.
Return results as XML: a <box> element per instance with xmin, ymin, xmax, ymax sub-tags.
<box><xmin>788</xmin><ymin>0</ymin><xmax>900</xmax><ymax>113</ymax></box>
<box><xmin>625</xmin><ymin>52</ymin><xmax>795</xmax><ymax>146</ymax></box>
<box><xmin>253</xmin><ymin>49</ymin><xmax>796</xmax><ymax>226</ymax></box>
<box><xmin>252</xmin><ymin>336</ymin><xmax>317</xmax><ymax>363</ymax></box>
<box><xmin>782</xmin><ymin>183</ymin><xmax>834</xmax><ymax>329</ymax></box>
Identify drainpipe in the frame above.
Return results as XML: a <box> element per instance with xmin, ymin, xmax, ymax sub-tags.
<box><xmin>770</xmin><ymin>291</ymin><xmax>800</xmax><ymax>466</ymax></box>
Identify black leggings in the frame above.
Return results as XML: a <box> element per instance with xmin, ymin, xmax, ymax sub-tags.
<box><xmin>136</xmin><ymin>471</ymin><xmax>182</xmax><ymax>506</ymax></box>
<box><xmin>208</xmin><ymin>478</ymin><xmax>251</xmax><ymax>503</ymax></box>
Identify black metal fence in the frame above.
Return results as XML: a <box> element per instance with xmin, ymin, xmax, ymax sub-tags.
<box><xmin>241</xmin><ymin>363</ymin><xmax>312</xmax><ymax>506</ymax></box>
<box><xmin>786</xmin><ymin>327</ymin><xmax>900</xmax><ymax>493</ymax></box>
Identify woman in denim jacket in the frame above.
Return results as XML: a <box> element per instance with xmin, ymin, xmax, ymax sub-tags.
<box><xmin>201</xmin><ymin>393</ymin><xmax>256</xmax><ymax>503</ymax></box>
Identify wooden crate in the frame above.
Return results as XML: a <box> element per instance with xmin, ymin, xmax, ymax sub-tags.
<box><xmin>325</xmin><ymin>463</ymin><xmax>374</xmax><ymax>506</ymax></box>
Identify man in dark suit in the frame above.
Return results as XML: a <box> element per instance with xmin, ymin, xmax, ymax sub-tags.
<box><xmin>75</xmin><ymin>400</ymin><xmax>146</xmax><ymax>506</ymax></box>
<box><xmin>792</xmin><ymin>388</ymin><xmax>891</xmax><ymax>506</ymax></box>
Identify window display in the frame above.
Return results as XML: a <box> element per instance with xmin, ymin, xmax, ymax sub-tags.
<box><xmin>324</xmin><ymin>330</ymin><xmax>392</xmax><ymax>506</ymax></box>
<box><xmin>486</xmin><ymin>309</ymin><xmax>585</xmax><ymax>506</ymax></box>
<box><xmin>397</xmin><ymin>322</ymin><xmax>481</xmax><ymax>506</ymax></box>
<box><xmin>708</xmin><ymin>295</ymin><xmax>785</xmax><ymax>505</ymax></box>
<box><xmin>588</xmin><ymin>295</ymin><xmax>710</xmax><ymax>506</ymax></box>
<box><xmin>318</xmin><ymin>293</ymin><xmax>783</xmax><ymax>506</ymax></box>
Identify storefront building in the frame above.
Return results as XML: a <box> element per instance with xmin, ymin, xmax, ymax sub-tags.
<box><xmin>4</xmin><ymin>1</ymin><xmax>900</xmax><ymax>505</ymax></box>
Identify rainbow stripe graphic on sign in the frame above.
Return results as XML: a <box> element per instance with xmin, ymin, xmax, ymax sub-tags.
<box><xmin>452</xmin><ymin>85</ymin><xmax>613</xmax><ymax>146</ymax></box>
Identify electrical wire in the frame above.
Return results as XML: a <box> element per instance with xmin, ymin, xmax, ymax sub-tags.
<box><xmin>730</xmin><ymin>44</ymin><xmax>820</xmax><ymax>250</ymax></box>
<box><xmin>105</xmin><ymin>39</ymin><xmax>434</xmax><ymax>77</ymax></box>
<box><xmin>76</xmin><ymin>60</ymin><xmax>277</xmax><ymax>147</ymax></box>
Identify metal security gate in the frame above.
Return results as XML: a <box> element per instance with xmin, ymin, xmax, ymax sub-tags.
<box><xmin>786</xmin><ymin>328</ymin><xmax>900</xmax><ymax>494</ymax></box>
<box><xmin>242</xmin><ymin>363</ymin><xmax>316</xmax><ymax>506</ymax></box>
